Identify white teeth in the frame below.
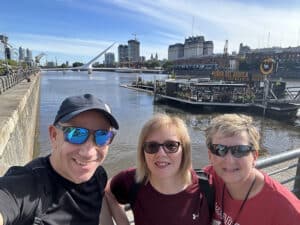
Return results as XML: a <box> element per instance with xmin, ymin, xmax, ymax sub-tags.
<box><xmin>74</xmin><ymin>159</ymin><xmax>88</xmax><ymax>166</ymax></box>
<box><xmin>155</xmin><ymin>162</ymin><xmax>169</xmax><ymax>166</ymax></box>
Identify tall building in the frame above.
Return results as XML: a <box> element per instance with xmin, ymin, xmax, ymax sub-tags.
<box><xmin>184</xmin><ymin>36</ymin><xmax>205</xmax><ymax>58</ymax></box>
<box><xmin>0</xmin><ymin>44</ymin><xmax>4</xmax><ymax>60</ymax></box>
<box><xmin>168</xmin><ymin>43</ymin><xmax>184</xmax><ymax>61</ymax></box>
<box><xmin>0</xmin><ymin>35</ymin><xmax>12</xmax><ymax>60</ymax></box>
<box><xmin>128</xmin><ymin>39</ymin><xmax>140</xmax><ymax>63</ymax></box>
<box><xmin>19</xmin><ymin>47</ymin><xmax>25</xmax><ymax>61</ymax></box>
<box><xmin>0</xmin><ymin>35</ymin><xmax>8</xmax><ymax>44</ymax></box>
<box><xmin>203</xmin><ymin>41</ymin><xmax>214</xmax><ymax>56</ymax></box>
<box><xmin>5</xmin><ymin>47</ymin><xmax>11</xmax><ymax>60</ymax></box>
<box><xmin>104</xmin><ymin>52</ymin><xmax>115</xmax><ymax>66</ymax></box>
<box><xmin>168</xmin><ymin>35</ymin><xmax>214</xmax><ymax>61</ymax></box>
<box><xmin>118</xmin><ymin>44</ymin><xmax>128</xmax><ymax>63</ymax></box>
<box><xmin>25</xmin><ymin>48</ymin><xmax>33</xmax><ymax>65</ymax></box>
<box><xmin>26</xmin><ymin>48</ymin><xmax>32</xmax><ymax>60</ymax></box>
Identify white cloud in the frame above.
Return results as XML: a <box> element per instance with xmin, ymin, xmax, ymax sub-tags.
<box><xmin>8</xmin><ymin>33</ymin><xmax>117</xmax><ymax>64</ymax></box>
<box><xmin>11</xmin><ymin>33</ymin><xmax>113</xmax><ymax>55</ymax></box>
<box><xmin>6</xmin><ymin>0</ymin><xmax>300</xmax><ymax>62</ymax></box>
<box><xmin>109</xmin><ymin>0</ymin><xmax>300</xmax><ymax>53</ymax></box>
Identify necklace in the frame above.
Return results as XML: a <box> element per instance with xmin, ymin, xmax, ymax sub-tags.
<box><xmin>221</xmin><ymin>175</ymin><xmax>256</xmax><ymax>225</ymax></box>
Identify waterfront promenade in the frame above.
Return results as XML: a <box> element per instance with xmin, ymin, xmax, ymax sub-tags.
<box><xmin>0</xmin><ymin>72</ymin><xmax>40</xmax><ymax>175</ymax></box>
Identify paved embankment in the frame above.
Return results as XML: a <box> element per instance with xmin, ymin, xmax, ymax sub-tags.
<box><xmin>0</xmin><ymin>73</ymin><xmax>40</xmax><ymax>175</ymax></box>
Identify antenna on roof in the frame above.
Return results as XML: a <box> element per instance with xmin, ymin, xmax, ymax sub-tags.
<box><xmin>192</xmin><ymin>16</ymin><xmax>194</xmax><ymax>36</ymax></box>
<box><xmin>297</xmin><ymin>27</ymin><xmax>300</xmax><ymax>46</ymax></box>
<box><xmin>132</xmin><ymin>33</ymin><xmax>137</xmax><ymax>40</ymax></box>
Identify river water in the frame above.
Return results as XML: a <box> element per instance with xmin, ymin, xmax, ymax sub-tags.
<box><xmin>38</xmin><ymin>71</ymin><xmax>300</xmax><ymax>177</ymax></box>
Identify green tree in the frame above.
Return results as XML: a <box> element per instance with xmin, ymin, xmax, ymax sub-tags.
<box><xmin>72</xmin><ymin>62</ymin><xmax>84</xmax><ymax>67</ymax></box>
<box><xmin>162</xmin><ymin>60</ymin><xmax>173</xmax><ymax>70</ymax></box>
<box><xmin>7</xmin><ymin>59</ymin><xmax>18</xmax><ymax>67</ymax></box>
<box><xmin>61</xmin><ymin>63</ymin><xmax>67</xmax><ymax>68</ymax></box>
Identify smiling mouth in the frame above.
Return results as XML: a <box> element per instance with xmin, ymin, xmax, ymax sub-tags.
<box><xmin>155</xmin><ymin>161</ymin><xmax>170</xmax><ymax>168</ymax></box>
<box><xmin>73</xmin><ymin>158</ymin><xmax>94</xmax><ymax>166</ymax></box>
<box><xmin>223</xmin><ymin>168</ymin><xmax>239</xmax><ymax>173</ymax></box>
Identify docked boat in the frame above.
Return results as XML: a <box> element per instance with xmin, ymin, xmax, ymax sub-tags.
<box><xmin>152</xmin><ymin>71</ymin><xmax>300</xmax><ymax>118</ymax></box>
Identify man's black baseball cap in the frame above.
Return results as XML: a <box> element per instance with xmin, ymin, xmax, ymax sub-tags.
<box><xmin>53</xmin><ymin>93</ymin><xmax>119</xmax><ymax>129</ymax></box>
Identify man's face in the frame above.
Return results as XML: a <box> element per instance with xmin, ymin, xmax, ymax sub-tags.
<box><xmin>49</xmin><ymin>110</ymin><xmax>112</xmax><ymax>184</ymax></box>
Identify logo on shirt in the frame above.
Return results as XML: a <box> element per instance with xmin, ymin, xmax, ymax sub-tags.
<box><xmin>192</xmin><ymin>213</ymin><xmax>199</xmax><ymax>220</ymax></box>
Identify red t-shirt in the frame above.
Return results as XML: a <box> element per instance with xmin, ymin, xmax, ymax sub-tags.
<box><xmin>205</xmin><ymin>165</ymin><xmax>300</xmax><ymax>225</ymax></box>
<box><xmin>110</xmin><ymin>168</ymin><xmax>211</xmax><ymax>225</ymax></box>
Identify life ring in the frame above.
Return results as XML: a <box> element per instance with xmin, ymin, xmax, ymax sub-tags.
<box><xmin>260</xmin><ymin>58</ymin><xmax>274</xmax><ymax>75</ymax></box>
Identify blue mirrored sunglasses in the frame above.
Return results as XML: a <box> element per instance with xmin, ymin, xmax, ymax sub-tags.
<box><xmin>208</xmin><ymin>144</ymin><xmax>253</xmax><ymax>158</ymax></box>
<box><xmin>55</xmin><ymin>124</ymin><xmax>115</xmax><ymax>147</ymax></box>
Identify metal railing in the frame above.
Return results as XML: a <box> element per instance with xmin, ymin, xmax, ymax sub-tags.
<box><xmin>0</xmin><ymin>68</ymin><xmax>39</xmax><ymax>94</ymax></box>
<box><xmin>256</xmin><ymin>148</ymin><xmax>300</xmax><ymax>198</ymax></box>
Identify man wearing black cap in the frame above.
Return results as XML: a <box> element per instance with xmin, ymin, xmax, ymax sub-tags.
<box><xmin>0</xmin><ymin>93</ymin><xmax>119</xmax><ymax>225</ymax></box>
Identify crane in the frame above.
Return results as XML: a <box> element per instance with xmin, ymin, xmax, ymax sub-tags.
<box><xmin>35</xmin><ymin>53</ymin><xmax>46</xmax><ymax>64</ymax></box>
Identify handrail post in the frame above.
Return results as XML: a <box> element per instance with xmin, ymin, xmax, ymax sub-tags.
<box><xmin>294</xmin><ymin>157</ymin><xmax>300</xmax><ymax>198</ymax></box>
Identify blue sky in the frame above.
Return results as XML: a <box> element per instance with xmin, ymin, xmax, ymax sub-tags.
<box><xmin>1</xmin><ymin>0</ymin><xmax>300</xmax><ymax>65</ymax></box>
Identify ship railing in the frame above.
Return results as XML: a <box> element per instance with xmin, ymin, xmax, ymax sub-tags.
<box><xmin>285</xmin><ymin>87</ymin><xmax>300</xmax><ymax>101</ymax></box>
<box><xmin>256</xmin><ymin>148</ymin><xmax>300</xmax><ymax>198</ymax></box>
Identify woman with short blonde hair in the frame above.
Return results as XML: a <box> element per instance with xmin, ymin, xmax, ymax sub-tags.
<box><xmin>204</xmin><ymin>113</ymin><xmax>300</xmax><ymax>225</ymax></box>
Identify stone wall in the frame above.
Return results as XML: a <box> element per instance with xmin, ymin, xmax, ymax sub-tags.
<box><xmin>0</xmin><ymin>73</ymin><xmax>40</xmax><ymax>175</ymax></box>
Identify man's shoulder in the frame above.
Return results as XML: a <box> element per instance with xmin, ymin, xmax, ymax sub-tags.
<box><xmin>1</xmin><ymin>156</ymin><xmax>51</xmax><ymax>189</ymax></box>
<box><xmin>25</xmin><ymin>156</ymin><xmax>49</xmax><ymax>170</ymax></box>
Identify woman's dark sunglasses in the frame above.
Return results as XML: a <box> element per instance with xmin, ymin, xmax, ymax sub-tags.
<box><xmin>143</xmin><ymin>141</ymin><xmax>181</xmax><ymax>154</ymax></box>
<box><xmin>55</xmin><ymin>124</ymin><xmax>115</xmax><ymax>147</ymax></box>
<box><xmin>208</xmin><ymin>144</ymin><xmax>253</xmax><ymax>158</ymax></box>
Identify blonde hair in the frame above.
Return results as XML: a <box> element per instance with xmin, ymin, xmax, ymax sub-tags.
<box><xmin>205</xmin><ymin>114</ymin><xmax>260</xmax><ymax>151</ymax></box>
<box><xmin>136</xmin><ymin>113</ymin><xmax>192</xmax><ymax>183</ymax></box>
